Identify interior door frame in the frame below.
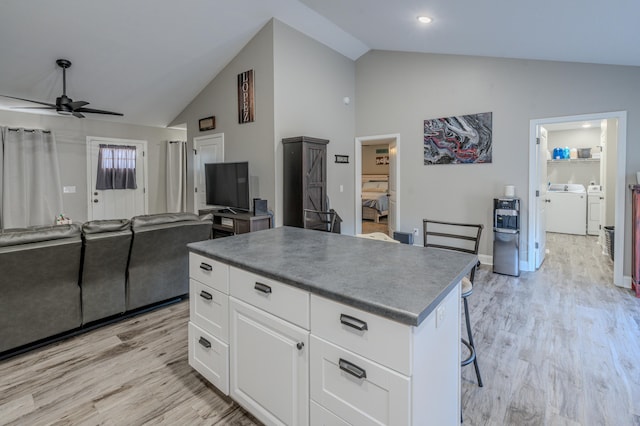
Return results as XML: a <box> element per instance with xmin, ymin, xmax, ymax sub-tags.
<box><xmin>354</xmin><ymin>133</ymin><xmax>401</xmax><ymax>235</ymax></box>
<box><xmin>85</xmin><ymin>136</ymin><xmax>149</xmax><ymax>221</ymax></box>
<box><xmin>193</xmin><ymin>133</ymin><xmax>224</xmax><ymax>214</ymax></box>
<box><xmin>528</xmin><ymin>111</ymin><xmax>627</xmax><ymax>288</ymax></box>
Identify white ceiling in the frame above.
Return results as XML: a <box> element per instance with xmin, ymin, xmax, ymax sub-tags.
<box><xmin>0</xmin><ymin>0</ymin><xmax>637</xmax><ymax>128</ymax></box>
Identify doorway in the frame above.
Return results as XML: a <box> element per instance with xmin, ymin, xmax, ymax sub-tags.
<box><xmin>193</xmin><ymin>133</ymin><xmax>224</xmax><ymax>214</ymax></box>
<box><xmin>528</xmin><ymin>111</ymin><xmax>627</xmax><ymax>288</ymax></box>
<box><xmin>86</xmin><ymin>136</ymin><xmax>148</xmax><ymax>221</ymax></box>
<box><xmin>354</xmin><ymin>134</ymin><xmax>400</xmax><ymax>236</ymax></box>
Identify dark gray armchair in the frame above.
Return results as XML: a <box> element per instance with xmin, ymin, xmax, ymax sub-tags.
<box><xmin>81</xmin><ymin>219</ymin><xmax>132</xmax><ymax>324</ymax></box>
<box><xmin>127</xmin><ymin>213</ymin><xmax>212</xmax><ymax>310</ymax></box>
<box><xmin>0</xmin><ymin>224</ymin><xmax>82</xmax><ymax>353</ymax></box>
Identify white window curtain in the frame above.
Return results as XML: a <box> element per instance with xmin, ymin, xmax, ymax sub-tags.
<box><xmin>1</xmin><ymin>127</ymin><xmax>64</xmax><ymax>228</ymax></box>
<box><xmin>166</xmin><ymin>140</ymin><xmax>187</xmax><ymax>212</ymax></box>
<box><xmin>96</xmin><ymin>144</ymin><xmax>137</xmax><ymax>190</ymax></box>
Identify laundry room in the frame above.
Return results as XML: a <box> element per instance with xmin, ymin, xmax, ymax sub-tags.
<box><xmin>544</xmin><ymin>118</ymin><xmax>618</xmax><ymax>259</ymax></box>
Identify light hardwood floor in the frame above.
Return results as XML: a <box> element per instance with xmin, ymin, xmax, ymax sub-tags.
<box><xmin>362</xmin><ymin>217</ymin><xmax>389</xmax><ymax>235</ymax></box>
<box><xmin>1</xmin><ymin>233</ymin><xmax>638</xmax><ymax>425</ymax></box>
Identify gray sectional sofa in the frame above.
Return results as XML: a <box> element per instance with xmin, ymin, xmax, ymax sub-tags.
<box><xmin>0</xmin><ymin>212</ymin><xmax>213</xmax><ymax>355</ymax></box>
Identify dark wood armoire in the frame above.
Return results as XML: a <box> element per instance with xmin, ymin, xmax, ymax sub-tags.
<box><xmin>630</xmin><ymin>185</ymin><xmax>640</xmax><ymax>297</ymax></box>
<box><xmin>282</xmin><ymin>136</ymin><xmax>329</xmax><ymax>228</ymax></box>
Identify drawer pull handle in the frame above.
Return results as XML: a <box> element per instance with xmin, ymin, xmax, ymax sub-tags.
<box><xmin>296</xmin><ymin>342</ymin><xmax>305</xmax><ymax>350</ymax></box>
<box><xmin>254</xmin><ymin>282</ymin><xmax>272</xmax><ymax>294</ymax></box>
<box><xmin>339</xmin><ymin>358</ymin><xmax>367</xmax><ymax>379</ymax></box>
<box><xmin>200</xmin><ymin>262</ymin><xmax>213</xmax><ymax>272</ymax></box>
<box><xmin>200</xmin><ymin>290</ymin><xmax>213</xmax><ymax>300</ymax></box>
<box><xmin>340</xmin><ymin>314</ymin><xmax>368</xmax><ymax>331</ymax></box>
<box><xmin>198</xmin><ymin>337</ymin><xmax>211</xmax><ymax>349</ymax></box>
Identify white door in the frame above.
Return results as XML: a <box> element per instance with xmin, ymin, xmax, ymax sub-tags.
<box><xmin>388</xmin><ymin>139</ymin><xmax>398</xmax><ymax>237</ymax></box>
<box><xmin>230</xmin><ymin>297</ymin><xmax>309</xmax><ymax>426</ymax></box>
<box><xmin>534</xmin><ymin>127</ymin><xmax>548</xmax><ymax>269</ymax></box>
<box><xmin>87</xmin><ymin>137</ymin><xmax>148</xmax><ymax>221</ymax></box>
<box><xmin>599</xmin><ymin>122</ymin><xmax>608</xmax><ymax>247</ymax></box>
<box><xmin>194</xmin><ymin>133</ymin><xmax>224</xmax><ymax>213</ymax></box>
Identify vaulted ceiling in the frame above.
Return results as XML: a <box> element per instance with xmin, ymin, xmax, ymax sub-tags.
<box><xmin>1</xmin><ymin>0</ymin><xmax>637</xmax><ymax>128</ymax></box>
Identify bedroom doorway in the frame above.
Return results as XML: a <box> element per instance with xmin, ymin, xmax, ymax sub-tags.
<box><xmin>354</xmin><ymin>134</ymin><xmax>400</xmax><ymax>237</ymax></box>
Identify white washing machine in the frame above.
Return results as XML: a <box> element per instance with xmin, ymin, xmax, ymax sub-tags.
<box><xmin>587</xmin><ymin>185</ymin><xmax>602</xmax><ymax>236</ymax></box>
<box><xmin>546</xmin><ymin>184</ymin><xmax>587</xmax><ymax>235</ymax></box>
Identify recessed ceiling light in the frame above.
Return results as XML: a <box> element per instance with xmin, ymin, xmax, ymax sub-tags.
<box><xmin>417</xmin><ymin>16</ymin><xmax>433</xmax><ymax>24</ymax></box>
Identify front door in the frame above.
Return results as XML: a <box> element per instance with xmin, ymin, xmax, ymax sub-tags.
<box><xmin>535</xmin><ymin>126</ymin><xmax>548</xmax><ymax>269</ymax></box>
<box><xmin>87</xmin><ymin>137</ymin><xmax>147</xmax><ymax>221</ymax></box>
<box><xmin>194</xmin><ymin>133</ymin><xmax>224</xmax><ymax>213</ymax></box>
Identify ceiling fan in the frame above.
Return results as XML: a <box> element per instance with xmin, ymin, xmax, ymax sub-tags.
<box><xmin>1</xmin><ymin>59</ymin><xmax>123</xmax><ymax>118</ymax></box>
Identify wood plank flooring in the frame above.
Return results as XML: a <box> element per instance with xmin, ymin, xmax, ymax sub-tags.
<box><xmin>463</xmin><ymin>233</ymin><xmax>640</xmax><ymax>425</ymax></box>
<box><xmin>1</xmin><ymin>233</ymin><xmax>638</xmax><ymax>425</ymax></box>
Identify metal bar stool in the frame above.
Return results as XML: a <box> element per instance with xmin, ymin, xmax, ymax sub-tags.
<box><xmin>423</xmin><ymin>219</ymin><xmax>484</xmax><ymax>388</ymax></box>
<box><xmin>303</xmin><ymin>209</ymin><xmax>337</xmax><ymax>232</ymax></box>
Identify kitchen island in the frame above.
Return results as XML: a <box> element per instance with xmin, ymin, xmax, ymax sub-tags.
<box><xmin>188</xmin><ymin>226</ymin><xmax>477</xmax><ymax>425</ymax></box>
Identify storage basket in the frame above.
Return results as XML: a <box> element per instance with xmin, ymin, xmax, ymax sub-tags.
<box><xmin>577</xmin><ymin>148</ymin><xmax>592</xmax><ymax>158</ymax></box>
<box><xmin>604</xmin><ymin>226</ymin><xmax>614</xmax><ymax>261</ymax></box>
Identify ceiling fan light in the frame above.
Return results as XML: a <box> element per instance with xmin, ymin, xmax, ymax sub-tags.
<box><xmin>57</xmin><ymin>110</ymin><xmax>72</xmax><ymax>116</ymax></box>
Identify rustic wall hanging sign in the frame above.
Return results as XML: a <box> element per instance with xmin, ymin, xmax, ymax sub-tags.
<box><xmin>238</xmin><ymin>69</ymin><xmax>255</xmax><ymax>124</ymax></box>
<box><xmin>198</xmin><ymin>116</ymin><xmax>215</xmax><ymax>131</ymax></box>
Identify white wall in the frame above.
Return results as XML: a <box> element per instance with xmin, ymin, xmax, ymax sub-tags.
<box><xmin>362</xmin><ymin>144</ymin><xmax>390</xmax><ymax>175</ymax></box>
<box><xmin>272</xmin><ymin>20</ymin><xmax>356</xmax><ymax>231</ymax></box>
<box><xmin>547</xmin><ymin>128</ymin><xmax>601</xmax><ymax>188</ymax></box>
<box><xmin>0</xmin><ymin>110</ymin><xmax>185</xmax><ymax>223</ymax></box>
<box><xmin>170</xmin><ymin>21</ymin><xmax>275</xmax><ymax>215</ymax></box>
<box><xmin>355</xmin><ymin>50</ymin><xmax>640</xmax><ymax>274</ymax></box>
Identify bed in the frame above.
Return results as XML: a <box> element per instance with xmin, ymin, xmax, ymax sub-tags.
<box><xmin>362</xmin><ymin>174</ymin><xmax>389</xmax><ymax>223</ymax></box>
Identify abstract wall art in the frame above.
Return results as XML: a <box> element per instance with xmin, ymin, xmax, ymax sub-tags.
<box><xmin>423</xmin><ymin>112</ymin><xmax>492</xmax><ymax>165</ymax></box>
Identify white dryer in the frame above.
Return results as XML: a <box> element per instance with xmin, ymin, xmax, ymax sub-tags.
<box><xmin>587</xmin><ymin>185</ymin><xmax>602</xmax><ymax>236</ymax></box>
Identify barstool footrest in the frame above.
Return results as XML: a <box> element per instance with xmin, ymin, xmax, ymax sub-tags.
<box><xmin>461</xmin><ymin>338</ymin><xmax>476</xmax><ymax>366</ymax></box>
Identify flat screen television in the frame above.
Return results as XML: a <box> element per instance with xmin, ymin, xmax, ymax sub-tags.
<box><xmin>205</xmin><ymin>161</ymin><xmax>250</xmax><ymax>212</ymax></box>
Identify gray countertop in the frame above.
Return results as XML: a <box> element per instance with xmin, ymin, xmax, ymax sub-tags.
<box><xmin>188</xmin><ymin>227</ymin><xmax>477</xmax><ymax>326</ymax></box>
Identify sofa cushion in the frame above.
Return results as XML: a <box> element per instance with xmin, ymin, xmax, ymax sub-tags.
<box><xmin>0</xmin><ymin>223</ymin><xmax>81</xmax><ymax>247</ymax></box>
<box><xmin>82</xmin><ymin>219</ymin><xmax>131</xmax><ymax>234</ymax></box>
<box><xmin>131</xmin><ymin>212</ymin><xmax>202</xmax><ymax>230</ymax></box>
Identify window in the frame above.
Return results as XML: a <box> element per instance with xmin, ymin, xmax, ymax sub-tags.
<box><xmin>96</xmin><ymin>144</ymin><xmax>137</xmax><ymax>190</ymax></box>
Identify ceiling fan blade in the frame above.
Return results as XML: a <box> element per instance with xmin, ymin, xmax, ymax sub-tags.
<box><xmin>0</xmin><ymin>94</ymin><xmax>57</xmax><ymax>108</ymax></box>
<box><xmin>67</xmin><ymin>100</ymin><xmax>89</xmax><ymax>110</ymax></box>
<box><xmin>75</xmin><ymin>107</ymin><xmax>123</xmax><ymax>116</ymax></box>
<box><xmin>10</xmin><ymin>106</ymin><xmax>57</xmax><ymax>110</ymax></box>
<box><xmin>72</xmin><ymin>111</ymin><xmax>85</xmax><ymax>118</ymax></box>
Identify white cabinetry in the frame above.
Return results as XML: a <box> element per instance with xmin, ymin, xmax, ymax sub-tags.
<box><xmin>309</xmin><ymin>290</ymin><xmax>460</xmax><ymax>425</ymax></box>
<box><xmin>189</xmin><ymin>253</ymin><xmax>461</xmax><ymax>425</ymax></box>
<box><xmin>187</xmin><ymin>253</ymin><xmax>230</xmax><ymax>395</ymax></box>
<box><xmin>228</xmin><ymin>265</ymin><xmax>310</xmax><ymax>426</ymax></box>
<box><xmin>230</xmin><ymin>298</ymin><xmax>309</xmax><ymax>426</ymax></box>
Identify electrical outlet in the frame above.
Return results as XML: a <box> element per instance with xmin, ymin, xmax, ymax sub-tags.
<box><xmin>413</xmin><ymin>228</ymin><xmax>419</xmax><ymax>236</ymax></box>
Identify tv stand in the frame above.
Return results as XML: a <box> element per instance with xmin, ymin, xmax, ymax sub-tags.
<box><xmin>199</xmin><ymin>209</ymin><xmax>271</xmax><ymax>238</ymax></box>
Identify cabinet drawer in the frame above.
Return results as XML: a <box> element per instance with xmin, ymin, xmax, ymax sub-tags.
<box><xmin>230</xmin><ymin>267</ymin><xmax>309</xmax><ymax>329</ymax></box>
<box><xmin>189</xmin><ymin>253</ymin><xmax>229</xmax><ymax>294</ymax></box>
<box><xmin>310</xmin><ymin>400</ymin><xmax>350</xmax><ymax>426</ymax></box>
<box><xmin>189</xmin><ymin>279</ymin><xmax>228</xmax><ymax>342</ymax></box>
<box><xmin>310</xmin><ymin>295</ymin><xmax>411</xmax><ymax>375</ymax></box>
<box><xmin>310</xmin><ymin>336</ymin><xmax>410</xmax><ymax>426</ymax></box>
<box><xmin>188</xmin><ymin>322</ymin><xmax>229</xmax><ymax>395</ymax></box>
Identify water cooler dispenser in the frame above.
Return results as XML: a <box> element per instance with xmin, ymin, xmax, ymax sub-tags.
<box><xmin>493</xmin><ymin>198</ymin><xmax>520</xmax><ymax>276</ymax></box>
